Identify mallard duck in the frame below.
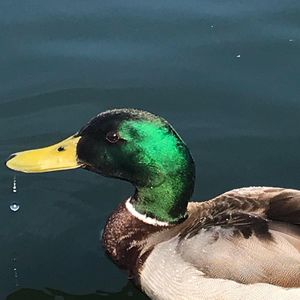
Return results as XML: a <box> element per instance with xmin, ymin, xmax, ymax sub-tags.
<box><xmin>6</xmin><ymin>108</ymin><xmax>300</xmax><ymax>300</ymax></box>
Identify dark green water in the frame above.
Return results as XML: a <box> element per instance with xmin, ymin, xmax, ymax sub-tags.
<box><xmin>1</xmin><ymin>1</ymin><xmax>300</xmax><ymax>299</ymax></box>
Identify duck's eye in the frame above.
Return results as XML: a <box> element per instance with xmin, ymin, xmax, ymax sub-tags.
<box><xmin>106</xmin><ymin>131</ymin><xmax>120</xmax><ymax>143</ymax></box>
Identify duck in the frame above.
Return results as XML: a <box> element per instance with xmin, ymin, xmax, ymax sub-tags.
<box><xmin>6</xmin><ymin>108</ymin><xmax>300</xmax><ymax>300</ymax></box>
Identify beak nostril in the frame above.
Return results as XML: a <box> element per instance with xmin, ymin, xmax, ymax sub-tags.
<box><xmin>57</xmin><ymin>146</ymin><xmax>65</xmax><ymax>152</ymax></box>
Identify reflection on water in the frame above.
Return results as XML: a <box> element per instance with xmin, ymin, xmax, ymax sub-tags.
<box><xmin>6</xmin><ymin>281</ymin><xmax>149</xmax><ymax>300</ymax></box>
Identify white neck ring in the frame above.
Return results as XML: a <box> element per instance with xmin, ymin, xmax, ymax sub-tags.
<box><xmin>125</xmin><ymin>198</ymin><xmax>170</xmax><ymax>227</ymax></box>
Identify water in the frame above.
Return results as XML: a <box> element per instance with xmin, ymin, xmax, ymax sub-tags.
<box><xmin>1</xmin><ymin>1</ymin><xmax>300</xmax><ymax>299</ymax></box>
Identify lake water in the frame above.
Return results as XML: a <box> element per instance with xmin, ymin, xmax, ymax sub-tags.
<box><xmin>1</xmin><ymin>1</ymin><xmax>300</xmax><ymax>299</ymax></box>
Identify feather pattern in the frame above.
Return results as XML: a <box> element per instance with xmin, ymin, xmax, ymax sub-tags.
<box><xmin>103</xmin><ymin>187</ymin><xmax>300</xmax><ymax>299</ymax></box>
<box><xmin>138</xmin><ymin>187</ymin><xmax>300</xmax><ymax>299</ymax></box>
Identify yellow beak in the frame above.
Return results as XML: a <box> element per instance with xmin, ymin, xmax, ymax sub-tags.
<box><xmin>6</xmin><ymin>135</ymin><xmax>82</xmax><ymax>173</ymax></box>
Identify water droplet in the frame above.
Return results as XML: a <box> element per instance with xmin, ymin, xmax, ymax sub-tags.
<box><xmin>236</xmin><ymin>54</ymin><xmax>241</xmax><ymax>58</ymax></box>
<box><xmin>210</xmin><ymin>25</ymin><xmax>214</xmax><ymax>28</ymax></box>
<box><xmin>12</xmin><ymin>176</ymin><xmax>17</xmax><ymax>193</ymax></box>
<box><xmin>10</xmin><ymin>203</ymin><xmax>20</xmax><ymax>212</ymax></box>
<box><xmin>11</xmin><ymin>256</ymin><xmax>20</xmax><ymax>287</ymax></box>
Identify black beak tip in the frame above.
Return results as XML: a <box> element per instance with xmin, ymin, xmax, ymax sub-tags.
<box><xmin>5</xmin><ymin>153</ymin><xmax>17</xmax><ymax>165</ymax></box>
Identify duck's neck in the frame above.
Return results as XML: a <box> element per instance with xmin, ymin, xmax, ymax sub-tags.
<box><xmin>131</xmin><ymin>156</ymin><xmax>195</xmax><ymax>224</ymax></box>
<box><xmin>118</xmin><ymin>118</ymin><xmax>196</xmax><ymax>224</ymax></box>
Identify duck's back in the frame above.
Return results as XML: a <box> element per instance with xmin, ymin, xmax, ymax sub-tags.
<box><xmin>139</xmin><ymin>187</ymin><xmax>300</xmax><ymax>300</ymax></box>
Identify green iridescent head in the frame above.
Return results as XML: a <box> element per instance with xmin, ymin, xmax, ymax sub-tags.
<box><xmin>6</xmin><ymin>108</ymin><xmax>195</xmax><ymax>223</ymax></box>
<box><xmin>77</xmin><ymin>109</ymin><xmax>195</xmax><ymax>223</ymax></box>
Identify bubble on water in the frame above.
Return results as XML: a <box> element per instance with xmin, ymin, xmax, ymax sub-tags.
<box><xmin>236</xmin><ymin>54</ymin><xmax>241</xmax><ymax>58</ymax></box>
<box><xmin>10</xmin><ymin>203</ymin><xmax>20</xmax><ymax>212</ymax></box>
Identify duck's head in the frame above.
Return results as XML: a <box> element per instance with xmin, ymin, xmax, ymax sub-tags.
<box><xmin>6</xmin><ymin>109</ymin><xmax>195</xmax><ymax>223</ymax></box>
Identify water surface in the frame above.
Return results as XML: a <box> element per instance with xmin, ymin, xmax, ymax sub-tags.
<box><xmin>1</xmin><ymin>1</ymin><xmax>300</xmax><ymax>299</ymax></box>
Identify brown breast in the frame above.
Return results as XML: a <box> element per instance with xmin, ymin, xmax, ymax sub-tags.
<box><xmin>102</xmin><ymin>200</ymin><xmax>165</xmax><ymax>283</ymax></box>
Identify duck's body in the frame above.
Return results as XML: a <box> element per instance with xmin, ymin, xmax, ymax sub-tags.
<box><xmin>6</xmin><ymin>109</ymin><xmax>300</xmax><ymax>300</ymax></box>
<box><xmin>104</xmin><ymin>187</ymin><xmax>300</xmax><ymax>299</ymax></box>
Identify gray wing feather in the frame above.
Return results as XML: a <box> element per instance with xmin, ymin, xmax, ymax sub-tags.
<box><xmin>178</xmin><ymin>187</ymin><xmax>300</xmax><ymax>287</ymax></box>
